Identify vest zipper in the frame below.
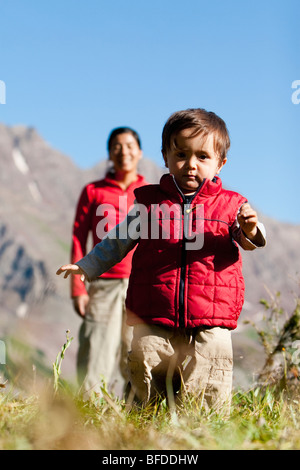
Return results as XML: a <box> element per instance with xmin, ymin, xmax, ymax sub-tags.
<box><xmin>173</xmin><ymin>177</ymin><xmax>205</xmax><ymax>328</ymax></box>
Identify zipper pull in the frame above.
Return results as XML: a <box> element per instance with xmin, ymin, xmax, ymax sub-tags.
<box><xmin>185</xmin><ymin>204</ymin><xmax>203</xmax><ymax>214</ymax></box>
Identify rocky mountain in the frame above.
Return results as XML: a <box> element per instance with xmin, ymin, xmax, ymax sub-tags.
<box><xmin>0</xmin><ymin>123</ymin><xmax>299</xmax><ymax>389</ymax></box>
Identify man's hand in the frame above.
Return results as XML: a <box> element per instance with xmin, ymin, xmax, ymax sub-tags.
<box><xmin>56</xmin><ymin>264</ymin><xmax>86</xmax><ymax>282</ymax></box>
<box><xmin>73</xmin><ymin>294</ymin><xmax>90</xmax><ymax>318</ymax></box>
<box><xmin>237</xmin><ymin>203</ymin><xmax>258</xmax><ymax>241</ymax></box>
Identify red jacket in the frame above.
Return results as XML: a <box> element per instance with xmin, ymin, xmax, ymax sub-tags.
<box><xmin>71</xmin><ymin>172</ymin><xmax>146</xmax><ymax>297</ymax></box>
<box><xmin>126</xmin><ymin>174</ymin><xmax>247</xmax><ymax>330</ymax></box>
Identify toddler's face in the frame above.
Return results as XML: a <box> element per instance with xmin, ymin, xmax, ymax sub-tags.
<box><xmin>163</xmin><ymin>129</ymin><xmax>227</xmax><ymax>194</ymax></box>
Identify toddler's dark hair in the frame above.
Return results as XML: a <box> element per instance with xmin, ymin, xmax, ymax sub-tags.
<box><xmin>162</xmin><ymin>108</ymin><xmax>230</xmax><ymax>162</ymax></box>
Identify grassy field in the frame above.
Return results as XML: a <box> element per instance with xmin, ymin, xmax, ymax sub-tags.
<box><xmin>0</xmin><ymin>295</ymin><xmax>299</xmax><ymax>451</ymax></box>
<box><xmin>0</xmin><ymin>381</ymin><xmax>299</xmax><ymax>450</ymax></box>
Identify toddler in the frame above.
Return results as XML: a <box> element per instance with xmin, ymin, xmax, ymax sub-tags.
<box><xmin>57</xmin><ymin>108</ymin><xmax>266</xmax><ymax>411</ymax></box>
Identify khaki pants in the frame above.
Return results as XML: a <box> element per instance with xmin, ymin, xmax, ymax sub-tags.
<box><xmin>77</xmin><ymin>278</ymin><xmax>132</xmax><ymax>396</ymax></box>
<box><xmin>128</xmin><ymin>324</ymin><xmax>233</xmax><ymax>412</ymax></box>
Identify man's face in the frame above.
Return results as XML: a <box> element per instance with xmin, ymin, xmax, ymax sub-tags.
<box><xmin>163</xmin><ymin>129</ymin><xmax>227</xmax><ymax>194</ymax></box>
<box><xmin>109</xmin><ymin>133</ymin><xmax>142</xmax><ymax>173</ymax></box>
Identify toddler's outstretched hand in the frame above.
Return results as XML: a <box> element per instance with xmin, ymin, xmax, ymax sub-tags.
<box><xmin>237</xmin><ymin>203</ymin><xmax>258</xmax><ymax>241</ymax></box>
<box><xmin>56</xmin><ymin>264</ymin><xmax>86</xmax><ymax>282</ymax></box>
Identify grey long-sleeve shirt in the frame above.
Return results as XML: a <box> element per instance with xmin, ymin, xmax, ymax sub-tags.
<box><xmin>76</xmin><ymin>202</ymin><xmax>266</xmax><ymax>282</ymax></box>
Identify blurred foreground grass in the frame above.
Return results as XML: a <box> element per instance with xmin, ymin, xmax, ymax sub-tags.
<box><xmin>0</xmin><ymin>381</ymin><xmax>299</xmax><ymax>450</ymax></box>
<box><xmin>0</xmin><ymin>293</ymin><xmax>299</xmax><ymax>450</ymax></box>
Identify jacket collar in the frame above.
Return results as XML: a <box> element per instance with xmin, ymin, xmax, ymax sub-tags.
<box><xmin>159</xmin><ymin>173</ymin><xmax>223</xmax><ymax>202</ymax></box>
<box><xmin>104</xmin><ymin>172</ymin><xmax>145</xmax><ymax>190</ymax></box>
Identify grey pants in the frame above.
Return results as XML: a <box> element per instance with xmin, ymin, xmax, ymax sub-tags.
<box><xmin>128</xmin><ymin>324</ymin><xmax>233</xmax><ymax>411</ymax></box>
<box><xmin>77</xmin><ymin>278</ymin><xmax>132</xmax><ymax>396</ymax></box>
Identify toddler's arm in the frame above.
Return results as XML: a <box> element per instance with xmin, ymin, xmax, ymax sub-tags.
<box><xmin>232</xmin><ymin>203</ymin><xmax>266</xmax><ymax>249</ymax></box>
<box><xmin>56</xmin><ymin>263</ymin><xmax>87</xmax><ymax>280</ymax></box>
<box><xmin>57</xmin><ymin>205</ymin><xmax>140</xmax><ymax>281</ymax></box>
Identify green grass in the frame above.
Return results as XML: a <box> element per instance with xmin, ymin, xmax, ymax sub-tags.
<box><xmin>0</xmin><ymin>382</ymin><xmax>299</xmax><ymax>450</ymax></box>
<box><xmin>0</xmin><ymin>293</ymin><xmax>299</xmax><ymax>451</ymax></box>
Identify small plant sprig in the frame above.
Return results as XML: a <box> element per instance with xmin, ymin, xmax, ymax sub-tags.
<box><xmin>245</xmin><ymin>292</ymin><xmax>300</xmax><ymax>392</ymax></box>
<box><xmin>53</xmin><ymin>330</ymin><xmax>74</xmax><ymax>395</ymax></box>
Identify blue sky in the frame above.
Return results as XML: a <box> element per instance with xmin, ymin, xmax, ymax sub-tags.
<box><xmin>0</xmin><ymin>0</ymin><xmax>299</xmax><ymax>224</ymax></box>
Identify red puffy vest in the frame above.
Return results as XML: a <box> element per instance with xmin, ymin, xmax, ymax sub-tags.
<box><xmin>126</xmin><ymin>174</ymin><xmax>247</xmax><ymax>330</ymax></box>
